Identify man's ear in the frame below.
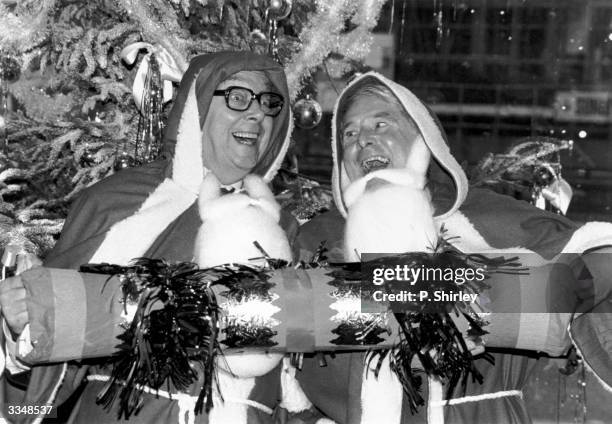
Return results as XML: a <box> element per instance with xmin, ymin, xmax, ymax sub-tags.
<box><xmin>406</xmin><ymin>135</ymin><xmax>431</xmax><ymax>180</ymax></box>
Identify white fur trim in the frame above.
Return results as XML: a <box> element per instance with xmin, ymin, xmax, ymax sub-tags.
<box><xmin>280</xmin><ymin>357</ymin><xmax>313</xmax><ymax>413</ymax></box>
<box><xmin>208</xmin><ymin>370</ymin><xmax>256</xmax><ymax>424</ymax></box>
<box><xmin>194</xmin><ymin>181</ymin><xmax>292</xmax><ymax>267</ymax></box>
<box><xmin>33</xmin><ymin>363</ymin><xmax>68</xmax><ymax>424</ymax></box>
<box><xmin>217</xmin><ymin>352</ymin><xmax>284</xmax><ymax>379</ymax></box>
<box><xmin>344</xmin><ymin>182</ymin><xmax>437</xmax><ymax>261</ymax></box>
<box><xmin>585</xmin><ymin>362</ymin><xmax>612</xmax><ymax>395</ymax></box>
<box><xmin>427</xmin><ymin>378</ymin><xmax>444</xmax><ymax>424</ymax></box>
<box><xmin>360</xmin><ymin>354</ymin><xmax>402</xmax><ymax>424</ymax></box>
<box><xmin>172</xmin><ymin>82</ymin><xmax>205</xmax><ymax>194</ymax></box>
<box><xmin>561</xmin><ymin>222</ymin><xmax>612</xmax><ymax>254</ymax></box>
<box><xmin>263</xmin><ymin>109</ymin><xmax>293</xmax><ymax>183</ymax></box>
<box><xmin>87</xmin><ymin>373</ymin><xmax>274</xmax><ymax>424</ymax></box>
<box><xmin>568</xmin><ymin>323</ymin><xmax>612</xmax><ymax>394</ymax></box>
<box><xmin>315</xmin><ymin>419</ymin><xmax>338</xmax><ymax>424</ymax></box>
<box><xmin>90</xmin><ymin>178</ymin><xmax>196</xmax><ymax>265</ymax></box>
<box><xmin>430</xmin><ymin>390</ymin><xmax>522</xmax><ymax>406</ymax></box>
<box><xmin>331</xmin><ymin>71</ymin><xmax>468</xmax><ymax>220</ymax></box>
<box><xmin>342</xmin><ymin>168</ymin><xmax>425</xmax><ymax>209</ymax></box>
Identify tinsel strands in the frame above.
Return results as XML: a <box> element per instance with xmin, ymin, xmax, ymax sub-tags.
<box><xmin>285</xmin><ymin>0</ymin><xmax>386</xmax><ymax>100</ymax></box>
<box><xmin>83</xmin><ymin>259</ymin><xmax>221</xmax><ymax>419</ymax></box>
<box><xmin>134</xmin><ymin>54</ymin><xmax>163</xmax><ymax>164</ymax></box>
<box><xmin>471</xmin><ymin>137</ymin><xmax>573</xmax><ymax>187</ymax></box>
<box><xmin>267</xmin><ymin>14</ymin><xmax>281</xmax><ymax>64</ymax></box>
<box><xmin>1</xmin><ymin>75</ymin><xmax>7</xmax><ymax>153</ymax></box>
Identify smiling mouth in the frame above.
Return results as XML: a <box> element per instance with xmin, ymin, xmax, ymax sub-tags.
<box><xmin>232</xmin><ymin>131</ymin><xmax>259</xmax><ymax>146</ymax></box>
<box><xmin>360</xmin><ymin>155</ymin><xmax>390</xmax><ymax>174</ymax></box>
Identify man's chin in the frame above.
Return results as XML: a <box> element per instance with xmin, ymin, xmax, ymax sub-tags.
<box><xmin>231</xmin><ymin>155</ymin><xmax>259</xmax><ymax>174</ymax></box>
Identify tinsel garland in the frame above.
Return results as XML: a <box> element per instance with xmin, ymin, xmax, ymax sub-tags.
<box><xmin>470</xmin><ymin>137</ymin><xmax>572</xmax><ymax>195</ymax></box>
<box><xmin>80</xmin><ymin>257</ymin><xmax>290</xmax><ymax>419</ymax></box>
<box><xmin>274</xmin><ymin>168</ymin><xmax>333</xmax><ymax>222</ymax></box>
<box><xmin>81</xmin><ymin>259</ymin><xmax>222</xmax><ymax>419</ymax></box>
<box><xmin>328</xmin><ymin>236</ymin><xmax>524</xmax><ymax>412</ymax></box>
<box><xmin>285</xmin><ymin>0</ymin><xmax>386</xmax><ymax>100</ymax></box>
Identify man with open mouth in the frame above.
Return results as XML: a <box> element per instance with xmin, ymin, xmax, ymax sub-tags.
<box><xmin>0</xmin><ymin>52</ymin><xmax>305</xmax><ymax>424</ymax></box>
<box><xmin>292</xmin><ymin>72</ymin><xmax>612</xmax><ymax>424</ymax></box>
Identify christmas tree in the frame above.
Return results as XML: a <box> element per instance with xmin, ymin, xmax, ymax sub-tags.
<box><xmin>0</xmin><ymin>0</ymin><xmax>385</xmax><ymax>257</ymax></box>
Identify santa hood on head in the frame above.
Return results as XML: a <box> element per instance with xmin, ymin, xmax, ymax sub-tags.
<box><xmin>46</xmin><ymin>51</ymin><xmax>293</xmax><ymax>268</ymax></box>
<box><xmin>161</xmin><ymin>51</ymin><xmax>292</xmax><ymax>191</ymax></box>
<box><xmin>331</xmin><ymin>71</ymin><xmax>468</xmax><ymax>220</ymax></box>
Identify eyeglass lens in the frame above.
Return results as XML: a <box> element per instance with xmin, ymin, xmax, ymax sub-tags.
<box><xmin>226</xmin><ymin>87</ymin><xmax>283</xmax><ymax>116</ymax></box>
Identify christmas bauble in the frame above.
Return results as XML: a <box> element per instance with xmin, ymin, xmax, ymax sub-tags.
<box><xmin>267</xmin><ymin>0</ymin><xmax>292</xmax><ymax>20</ymax></box>
<box><xmin>534</xmin><ymin>166</ymin><xmax>555</xmax><ymax>186</ymax></box>
<box><xmin>114</xmin><ymin>151</ymin><xmax>136</xmax><ymax>171</ymax></box>
<box><xmin>293</xmin><ymin>96</ymin><xmax>322</xmax><ymax>129</ymax></box>
<box><xmin>250</xmin><ymin>29</ymin><xmax>268</xmax><ymax>49</ymax></box>
<box><xmin>0</xmin><ymin>53</ymin><xmax>21</xmax><ymax>82</ymax></box>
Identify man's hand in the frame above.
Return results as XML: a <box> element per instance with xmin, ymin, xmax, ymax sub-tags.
<box><xmin>465</xmin><ymin>336</ymin><xmax>485</xmax><ymax>357</ymax></box>
<box><xmin>0</xmin><ymin>276</ymin><xmax>29</xmax><ymax>337</ymax></box>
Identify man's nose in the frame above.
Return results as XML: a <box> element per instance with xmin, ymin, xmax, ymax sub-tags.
<box><xmin>357</xmin><ymin>129</ymin><xmax>376</xmax><ymax>147</ymax></box>
<box><xmin>245</xmin><ymin>100</ymin><xmax>266</xmax><ymax>122</ymax></box>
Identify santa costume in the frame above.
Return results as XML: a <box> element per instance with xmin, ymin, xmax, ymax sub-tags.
<box><xmin>293</xmin><ymin>71</ymin><xmax>612</xmax><ymax>424</ymax></box>
<box><xmin>0</xmin><ymin>51</ymin><xmax>304</xmax><ymax>424</ymax></box>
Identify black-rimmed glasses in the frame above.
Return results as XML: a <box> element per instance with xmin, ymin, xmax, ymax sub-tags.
<box><xmin>213</xmin><ymin>86</ymin><xmax>284</xmax><ymax>117</ymax></box>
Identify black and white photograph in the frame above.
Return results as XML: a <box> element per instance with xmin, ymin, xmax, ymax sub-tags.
<box><xmin>0</xmin><ymin>1</ymin><xmax>611</xmax><ymax>423</ymax></box>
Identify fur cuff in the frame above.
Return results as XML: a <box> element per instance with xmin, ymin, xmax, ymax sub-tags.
<box><xmin>280</xmin><ymin>357</ymin><xmax>313</xmax><ymax>413</ymax></box>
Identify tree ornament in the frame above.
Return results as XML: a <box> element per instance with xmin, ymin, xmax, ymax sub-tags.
<box><xmin>267</xmin><ymin>0</ymin><xmax>292</xmax><ymax>21</ymax></box>
<box><xmin>114</xmin><ymin>151</ymin><xmax>136</xmax><ymax>171</ymax></box>
<box><xmin>0</xmin><ymin>53</ymin><xmax>18</xmax><ymax>153</ymax></box>
<box><xmin>534</xmin><ymin>166</ymin><xmax>555</xmax><ymax>187</ymax></box>
<box><xmin>250</xmin><ymin>29</ymin><xmax>268</xmax><ymax>50</ymax></box>
<box><xmin>134</xmin><ymin>53</ymin><xmax>164</xmax><ymax>165</ymax></box>
<box><xmin>0</xmin><ymin>53</ymin><xmax>20</xmax><ymax>83</ymax></box>
<box><xmin>293</xmin><ymin>95</ymin><xmax>323</xmax><ymax>129</ymax></box>
<box><xmin>79</xmin><ymin>144</ymin><xmax>96</xmax><ymax>167</ymax></box>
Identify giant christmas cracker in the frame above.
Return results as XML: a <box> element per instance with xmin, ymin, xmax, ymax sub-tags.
<box><xmin>18</xmin><ymin>254</ymin><xmax>575</xmax><ymax>365</ymax></box>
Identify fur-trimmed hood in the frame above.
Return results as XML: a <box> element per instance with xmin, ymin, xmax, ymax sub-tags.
<box><xmin>331</xmin><ymin>71</ymin><xmax>468</xmax><ymax>220</ymax></box>
<box><xmin>161</xmin><ymin>51</ymin><xmax>292</xmax><ymax>190</ymax></box>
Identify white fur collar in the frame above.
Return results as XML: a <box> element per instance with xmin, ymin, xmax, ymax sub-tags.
<box><xmin>89</xmin><ymin>178</ymin><xmax>196</xmax><ymax>265</ymax></box>
<box><xmin>343</xmin><ymin>168</ymin><xmax>426</xmax><ymax>209</ymax></box>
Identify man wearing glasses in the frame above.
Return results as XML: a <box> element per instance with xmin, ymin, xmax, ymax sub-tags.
<box><xmin>208</xmin><ymin>75</ymin><xmax>285</xmax><ymax>186</ymax></box>
<box><xmin>0</xmin><ymin>52</ymin><xmax>306</xmax><ymax>424</ymax></box>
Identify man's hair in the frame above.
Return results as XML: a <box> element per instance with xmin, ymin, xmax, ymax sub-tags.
<box><xmin>221</xmin><ymin>70</ymin><xmax>275</xmax><ymax>91</ymax></box>
<box><xmin>338</xmin><ymin>82</ymin><xmax>405</xmax><ymax>125</ymax></box>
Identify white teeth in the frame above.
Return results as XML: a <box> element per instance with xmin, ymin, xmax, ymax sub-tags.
<box><xmin>361</xmin><ymin>156</ymin><xmax>390</xmax><ymax>173</ymax></box>
<box><xmin>233</xmin><ymin>131</ymin><xmax>259</xmax><ymax>146</ymax></box>
<box><xmin>233</xmin><ymin>131</ymin><xmax>258</xmax><ymax>139</ymax></box>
